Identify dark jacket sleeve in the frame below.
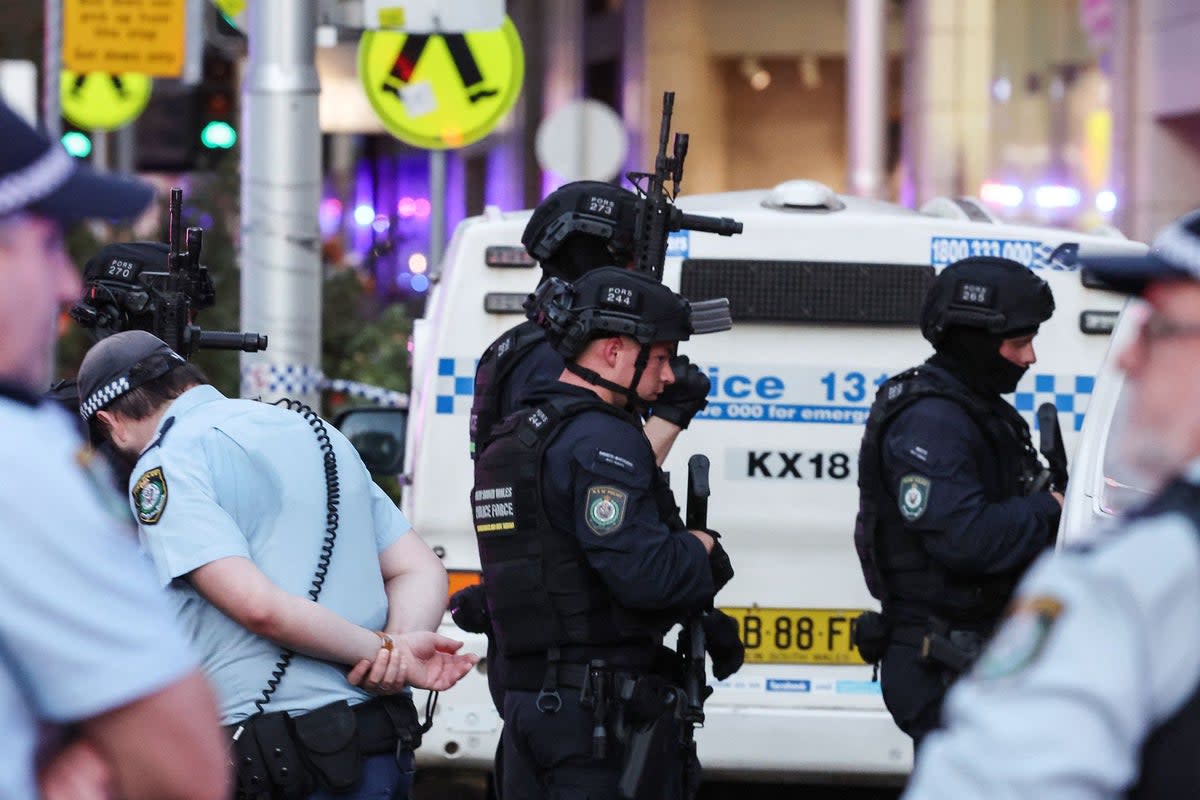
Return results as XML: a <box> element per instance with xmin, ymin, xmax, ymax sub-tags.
<box><xmin>552</xmin><ymin>414</ymin><xmax>715</xmax><ymax>612</ymax></box>
<box><xmin>882</xmin><ymin>396</ymin><xmax>1060</xmax><ymax>575</ymax></box>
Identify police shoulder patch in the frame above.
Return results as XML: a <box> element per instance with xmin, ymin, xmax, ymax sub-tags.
<box><xmin>898</xmin><ymin>474</ymin><xmax>931</xmax><ymax>521</ymax></box>
<box><xmin>974</xmin><ymin>595</ymin><xmax>1064</xmax><ymax>681</ymax></box>
<box><xmin>585</xmin><ymin>485</ymin><xmax>628</xmax><ymax>536</ymax></box>
<box><xmin>132</xmin><ymin>467</ymin><xmax>168</xmax><ymax>525</ymax></box>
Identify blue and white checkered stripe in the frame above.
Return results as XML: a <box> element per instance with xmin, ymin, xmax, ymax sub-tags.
<box><xmin>322</xmin><ymin>378</ymin><xmax>408</xmax><ymax>408</ymax></box>
<box><xmin>436</xmin><ymin>357</ymin><xmax>477</xmax><ymax>414</ymax></box>
<box><xmin>1014</xmin><ymin>374</ymin><xmax>1095</xmax><ymax>432</ymax></box>
<box><xmin>242</xmin><ymin>363</ymin><xmax>324</xmax><ymax>397</ymax></box>
<box><xmin>79</xmin><ymin>376</ymin><xmax>131</xmax><ymax>420</ymax></box>
<box><xmin>241</xmin><ymin>364</ymin><xmax>408</xmax><ymax>408</ymax></box>
<box><xmin>1030</xmin><ymin>242</ymin><xmax>1079</xmax><ymax>271</ymax></box>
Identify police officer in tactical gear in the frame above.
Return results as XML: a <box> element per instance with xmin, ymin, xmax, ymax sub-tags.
<box><xmin>469</xmin><ymin>180</ymin><xmax>712</xmax><ymax>464</ymax></box>
<box><xmin>905</xmin><ymin>211</ymin><xmax>1200</xmax><ymax>798</ymax></box>
<box><xmin>853</xmin><ymin>256</ymin><xmax>1063</xmax><ymax>748</ymax></box>
<box><xmin>472</xmin><ymin>267</ymin><xmax>733</xmax><ymax>799</ymax></box>
<box><xmin>457</xmin><ymin>182</ymin><xmax>715</xmax><ymax>724</ymax></box>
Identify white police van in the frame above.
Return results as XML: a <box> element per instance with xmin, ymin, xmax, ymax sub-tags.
<box><xmin>397</xmin><ymin>180</ymin><xmax>1143</xmax><ymax>782</ymax></box>
<box><xmin>1059</xmin><ymin>297</ymin><xmax>1151</xmax><ymax>544</ymax></box>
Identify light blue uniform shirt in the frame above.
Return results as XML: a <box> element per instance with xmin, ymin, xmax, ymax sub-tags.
<box><xmin>130</xmin><ymin>385</ymin><xmax>411</xmax><ymax>725</ymax></box>
<box><xmin>904</xmin><ymin>462</ymin><xmax>1200</xmax><ymax>799</ymax></box>
<box><xmin>0</xmin><ymin>394</ymin><xmax>195</xmax><ymax>800</ymax></box>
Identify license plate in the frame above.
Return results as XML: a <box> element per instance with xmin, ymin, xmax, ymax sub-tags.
<box><xmin>718</xmin><ymin>607</ymin><xmax>867</xmax><ymax>665</ymax></box>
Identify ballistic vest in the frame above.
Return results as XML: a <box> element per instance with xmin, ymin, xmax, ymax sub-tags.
<box><xmin>469</xmin><ymin>320</ymin><xmax>548</xmax><ymax>459</ymax></box>
<box><xmin>1125</xmin><ymin>479</ymin><xmax>1200</xmax><ymax>799</ymax></box>
<box><xmin>854</xmin><ymin>364</ymin><xmax>1043</xmax><ymax>622</ymax></box>
<box><xmin>472</xmin><ymin>393</ymin><xmax>675</xmax><ymax>662</ymax></box>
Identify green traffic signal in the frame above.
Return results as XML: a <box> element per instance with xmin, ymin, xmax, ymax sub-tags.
<box><xmin>200</xmin><ymin>120</ymin><xmax>237</xmax><ymax>150</ymax></box>
<box><xmin>61</xmin><ymin>130</ymin><xmax>93</xmax><ymax>158</ymax></box>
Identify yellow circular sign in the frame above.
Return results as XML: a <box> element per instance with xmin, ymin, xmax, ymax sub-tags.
<box><xmin>357</xmin><ymin>18</ymin><xmax>525</xmax><ymax>150</ymax></box>
<box><xmin>60</xmin><ymin>71</ymin><xmax>153</xmax><ymax>131</ymax></box>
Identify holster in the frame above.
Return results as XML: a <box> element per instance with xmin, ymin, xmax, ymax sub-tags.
<box><xmin>290</xmin><ymin>700</ymin><xmax>361</xmax><ymax>794</ymax></box>
<box><xmin>379</xmin><ymin>693</ymin><xmax>425</xmax><ymax>753</ymax></box>
<box><xmin>919</xmin><ymin>619</ymin><xmax>984</xmax><ymax>676</ymax></box>
<box><xmin>615</xmin><ymin>676</ymin><xmax>686</xmax><ymax>800</ymax></box>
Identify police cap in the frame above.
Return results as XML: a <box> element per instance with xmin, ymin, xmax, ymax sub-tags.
<box><xmin>1081</xmin><ymin>208</ymin><xmax>1200</xmax><ymax>295</ymax></box>
<box><xmin>521</xmin><ymin>181</ymin><xmax>638</xmax><ymax>265</ymax></box>
<box><xmin>531</xmin><ymin>267</ymin><xmax>730</xmax><ymax>358</ymax></box>
<box><xmin>920</xmin><ymin>256</ymin><xmax>1055</xmax><ymax>347</ymax></box>
<box><xmin>77</xmin><ymin>330</ymin><xmax>185</xmax><ymax>421</ymax></box>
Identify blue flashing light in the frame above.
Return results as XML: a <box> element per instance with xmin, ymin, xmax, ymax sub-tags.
<box><xmin>411</xmin><ymin>274</ymin><xmax>430</xmax><ymax>293</ymax></box>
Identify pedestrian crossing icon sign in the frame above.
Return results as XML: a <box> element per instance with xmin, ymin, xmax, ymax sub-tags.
<box><xmin>357</xmin><ymin>17</ymin><xmax>524</xmax><ymax>149</ymax></box>
<box><xmin>60</xmin><ymin>70</ymin><xmax>152</xmax><ymax>131</ymax></box>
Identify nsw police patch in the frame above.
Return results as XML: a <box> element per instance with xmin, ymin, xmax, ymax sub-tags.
<box><xmin>975</xmin><ymin>595</ymin><xmax>1064</xmax><ymax>680</ymax></box>
<box><xmin>898</xmin><ymin>474</ymin><xmax>931</xmax><ymax>521</ymax></box>
<box><xmin>585</xmin><ymin>486</ymin><xmax>627</xmax><ymax>536</ymax></box>
<box><xmin>132</xmin><ymin>467</ymin><xmax>168</xmax><ymax>525</ymax></box>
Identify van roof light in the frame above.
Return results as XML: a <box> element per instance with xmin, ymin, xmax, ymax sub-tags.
<box><xmin>919</xmin><ymin>196</ymin><xmax>998</xmax><ymax>223</ymax></box>
<box><xmin>763</xmin><ymin>180</ymin><xmax>845</xmax><ymax>212</ymax></box>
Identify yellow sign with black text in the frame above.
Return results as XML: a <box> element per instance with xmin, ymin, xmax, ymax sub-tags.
<box><xmin>60</xmin><ymin>70</ymin><xmax>153</xmax><ymax>131</ymax></box>
<box><xmin>357</xmin><ymin>17</ymin><xmax>524</xmax><ymax>150</ymax></box>
<box><xmin>63</xmin><ymin>0</ymin><xmax>186</xmax><ymax>78</ymax></box>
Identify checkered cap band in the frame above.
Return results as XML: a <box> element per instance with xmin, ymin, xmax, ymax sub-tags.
<box><xmin>80</xmin><ymin>376</ymin><xmax>132</xmax><ymax>421</ymax></box>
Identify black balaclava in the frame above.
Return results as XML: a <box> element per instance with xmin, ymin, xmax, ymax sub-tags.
<box><xmin>933</xmin><ymin>325</ymin><xmax>1033</xmax><ymax>397</ymax></box>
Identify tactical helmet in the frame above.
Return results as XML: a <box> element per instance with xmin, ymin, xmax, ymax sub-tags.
<box><xmin>920</xmin><ymin>256</ymin><xmax>1055</xmax><ymax>347</ymax></box>
<box><xmin>531</xmin><ymin>267</ymin><xmax>712</xmax><ymax>359</ymax></box>
<box><xmin>522</xmin><ymin>181</ymin><xmax>638</xmax><ymax>269</ymax></box>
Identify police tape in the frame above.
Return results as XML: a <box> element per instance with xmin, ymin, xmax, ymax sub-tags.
<box><xmin>241</xmin><ymin>363</ymin><xmax>408</xmax><ymax>408</ymax></box>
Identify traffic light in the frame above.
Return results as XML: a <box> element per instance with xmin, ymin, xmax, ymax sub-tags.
<box><xmin>135</xmin><ymin>84</ymin><xmax>201</xmax><ymax>172</ymax></box>
<box><xmin>60</xmin><ymin>128</ymin><xmax>93</xmax><ymax>158</ymax></box>
<box><xmin>198</xmin><ymin>49</ymin><xmax>238</xmax><ymax>158</ymax></box>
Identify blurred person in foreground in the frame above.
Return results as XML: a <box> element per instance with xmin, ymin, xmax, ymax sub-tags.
<box><xmin>904</xmin><ymin>209</ymin><xmax>1200</xmax><ymax>797</ymax></box>
<box><xmin>0</xmin><ymin>99</ymin><xmax>229</xmax><ymax>800</ymax></box>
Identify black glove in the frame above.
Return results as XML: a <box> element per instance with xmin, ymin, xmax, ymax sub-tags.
<box><xmin>448</xmin><ymin>584</ymin><xmax>492</xmax><ymax>635</ymax></box>
<box><xmin>706</xmin><ymin>530</ymin><xmax>734</xmax><ymax>594</ymax></box>
<box><xmin>701</xmin><ymin>609</ymin><xmax>745</xmax><ymax>680</ymax></box>
<box><xmin>651</xmin><ymin>355</ymin><xmax>710</xmax><ymax>429</ymax></box>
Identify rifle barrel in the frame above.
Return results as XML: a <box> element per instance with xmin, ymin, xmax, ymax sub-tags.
<box><xmin>675</xmin><ymin>211</ymin><xmax>743</xmax><ymax>237</ymax></box>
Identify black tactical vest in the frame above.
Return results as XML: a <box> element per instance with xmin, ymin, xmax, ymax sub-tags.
<box><xmin>472</xmin><ymin>393</ymin><xmax>672</xmax><ymax>662</ymax></box>
<box><xmin>854</xmin><ymin>364</ymin><xmax>1043</xmax><ymax>621</ymax></box>
<box><xmin>1125</xmin><ymin>479</ymin><xmax>1200</xmax><ymax>798</ymax></box>
<box><xmin>469</xmin><ymin>320</ymin><xmax>548</xmax><ymax>459</ymax></box>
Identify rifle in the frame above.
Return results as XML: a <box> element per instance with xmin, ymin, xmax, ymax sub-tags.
<box><xmin>626</xmin><ymin>92</ymin><xmax>743</xmax><ymax>281</ymax></box>
<box><xmin>1036</xmin><ymin>402</ymin><xmax>1069</xmax><ymax>493</ymax></box>
<box><xmin>616</xmin><ymin>454</ymin><xmax>712</xmax><ymax>800</ymax></box>
<box><xmin>677</xmin><ymin>455</ymin><xmax>710</xmax><ymax>791</ymax></box>
<box><xmin>70</xmin><ymin>187</ymin><xmax>268</xmax><ymax>359</ymax></box>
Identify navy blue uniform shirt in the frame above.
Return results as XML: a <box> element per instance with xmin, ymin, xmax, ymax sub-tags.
<box><xmin>880</xmin><ymin>368</ymin><xmax>1060</xmax><ymax>580</ymax></box>
<box><xmin>535</xmin><ymin>383</ymin><xmax>714</xmax><ymax>613</ymax></box>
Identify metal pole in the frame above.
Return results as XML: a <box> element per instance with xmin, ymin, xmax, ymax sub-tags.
<box><xmin>114</xmin><ymin>124</ymin><xmax>135</xmax><ymax>173</ymax></box>
<box><xmin>42</xmin><ymin>0</ymin><xmax>61</xmax><ymax>138</ymax></box>
<box><xmin>240</xmin><ymin>0</ymin><xmax>322</xmax><ymax>405</ymax></box>
<box><xmin>846</xmin><ymin>0</ymin><xmax>887</xmax><ymax>199</ymax></box>
<box><xmin>429</xmin><ymin>149</ymin><xmax>446</xmax><ymax>275</ymax></box>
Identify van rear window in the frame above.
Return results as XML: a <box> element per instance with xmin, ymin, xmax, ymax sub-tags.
<box><xmin>680</xmin><ymin>259</ymin><xmax>934</xmax><ymax>325</ymax></box>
